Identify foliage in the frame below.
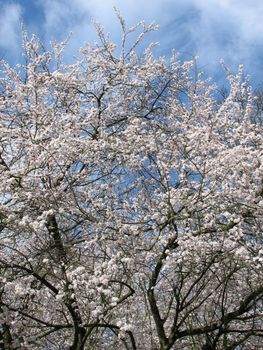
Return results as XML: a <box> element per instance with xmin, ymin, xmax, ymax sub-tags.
<box><xmin>0</xmin><ymin>16</ymin><xmax>262</xmax><ymax>350</ymax></box>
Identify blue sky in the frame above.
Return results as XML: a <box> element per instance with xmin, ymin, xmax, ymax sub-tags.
<box><xmin>0</xmin><ymin>0</ymin><xmax>262</xmax><ymax>87</ymax></box>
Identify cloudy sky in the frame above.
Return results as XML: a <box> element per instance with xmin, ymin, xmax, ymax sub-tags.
<box><xmin>0</xmin><ymin>0</ymin><xmax>262</xmax><ymax>86</ymax></box>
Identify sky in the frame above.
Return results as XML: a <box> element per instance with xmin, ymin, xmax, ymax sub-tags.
<box><xmin>0</xmin><ymin>0</ymin><xmax>262</xmax><ymax>87</ymax></box>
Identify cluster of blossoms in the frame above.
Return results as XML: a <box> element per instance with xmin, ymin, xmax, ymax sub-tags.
<box><xmin>0</xmin><ymin>15</ymin><xmax>262</xmax><ymax>350</ymax></box>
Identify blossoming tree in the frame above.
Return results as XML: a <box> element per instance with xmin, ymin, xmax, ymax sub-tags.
<box><xmin>0</xmin><ymin>16</ymin><xmax>262</xmax><ymax>350</ymax></box>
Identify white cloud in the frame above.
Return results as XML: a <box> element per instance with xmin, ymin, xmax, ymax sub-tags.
<box><xmin>0</xmin><ymin>3</ymin><xmax>22</xmax><ymax>58</ymax></box>
<box><xmin>186</xmin><ymin>0</ymin><xmax>263</xmax><ymax>80</ymax></box>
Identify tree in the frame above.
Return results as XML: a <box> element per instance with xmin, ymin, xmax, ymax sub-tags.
<box><xmin>0</xmin><ymin>16</ymin><xmax>262</xmax><ymax>350</ymax></box>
